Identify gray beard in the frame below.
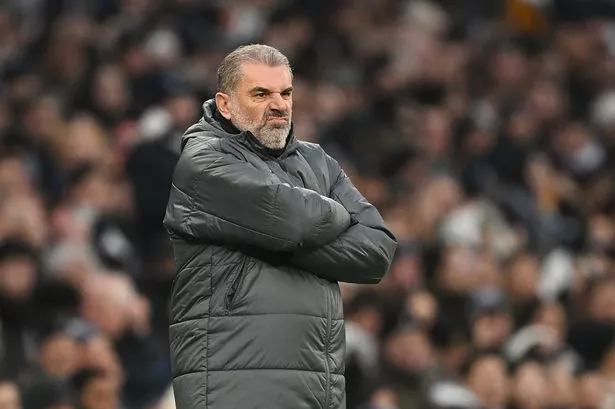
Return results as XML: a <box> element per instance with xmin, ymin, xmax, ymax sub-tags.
<box><xmin>229</xmin><ymin>105</ymin><xmax>290</xmax><ymax>150</ymax></box>
<box><xmin>254</xmin><ymin>126</ymin><xmax>289</xmax><ymax>150</ymax></box>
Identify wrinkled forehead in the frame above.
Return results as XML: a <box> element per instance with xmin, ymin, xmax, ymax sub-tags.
<box><xmin>237</xmin><ymin>62</ymin><xmax>293</xmax><ymax>92</ymax></box>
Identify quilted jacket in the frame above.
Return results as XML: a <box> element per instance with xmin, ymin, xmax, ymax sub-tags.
<box><xmin>163</xmin><ymin>99</ymin><xmax>397</xmax><ymax>409</ymax></box>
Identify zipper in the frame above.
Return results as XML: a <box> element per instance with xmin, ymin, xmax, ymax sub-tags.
<box><xmin>323</xmin><ymin>284</ymin><xmax>331</xmax><ymax>409</ymax></box>
<box><xmin>225</xmin><ymin>256</ymin><xmax>249</xmax><ymax>312</ymax></box>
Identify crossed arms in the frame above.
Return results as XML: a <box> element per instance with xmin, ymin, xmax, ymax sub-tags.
<box><xmin>164</xmin><ymin>145</ymin><xmax>397</xmax><ymax>284</ymax></box>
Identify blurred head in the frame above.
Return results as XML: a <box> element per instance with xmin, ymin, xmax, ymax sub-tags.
<box><xmin>312</xmin><ymin>83</ymin><xmax>348</xmax><ymax>125</ymax></box>
<box><xmin>421</xmin><ymin>175</ymin><xmax>463</xmax><ymax>219</ymax></box>
<box><xmin>437</xmin><ymin>247</ymin><xmax>476</xmax><ymax>293</ymax></box>
<box><xmin>21</xmin><ymin>95</ymin><xmax>63</xmax><ymax>143</ymax></box>
<box><xmin>405</xmin><ymin>290</ymin><xmax>438</xmax><ymax>328</ymax></box>
<box><xmin>215</xmin><ymin>44</ymin><xmax>293</xmax><ymax>150</ymax></box>
<box><xmin>72</xmin><ymin>369</ymin><xmax>119</xmax><ymax>409</ymax></box>
<box><xmin>470</xmin><ymin>288</ymin><xmax>512</xmax><ymax>350</ymax></box>
<box><xmin>81</xmin><ymin>336</ymin><xmax>123</xmax><ymax>385</ymax></box>
<box><xmin>532</xmin><ymin>301</ymin><xmax>567</xmax><ymax>344</ymax></box>
<box><xmin>44</xmin><ymin>29</ymin><xmax>87</xmax><ymax>84</ymax></box>
<box><xmin>553</xmin><ymin>122</ymin><xmax>606</xmax><ymax>177</ymax></box>
<box><xmin>91</xmin><ymin>65</ymin><xmax>130</xmax><ymax>117</ymax></box>
<box><xmin>588</xmin><ymin>214</ymin><xmax>615</xmax><ymax>252</ymax></box>
<box><xmin>547</xmin><ymin>359</ymin><xmax>577</xmax><ymax>407</ymax></box>
<box><xmin>165</xmin><ymin>92</ymin><xmax>199</xmax><ymax>131</ymax></box>
<box><xmin>345</xmin><ymin>291</ymin><xmax>384</xmax><ymax>335</ymax></box>
<box><xmin>464</xmin><ymin>351</ymin><xmax>510</xmax><ymax>409</ymax></box>
<box><xmin>65</xmin><ymin>165</ymin><xmax>114</xmax><ymax>211</ymax></box>
<box><xmin>121</xmin><ymin>0</ymin><xmax>156</xmax><ymax>16</ymax></box>
<box><xmin>430</xmin><ymin>319</ymin><xmax>471</xmax><ymax>377</ymax></box>
<box><xmin>554</xmin><ymin>122</ymin><xmax>591</xmax><ymax>155</ymax></box>
<box><xmin>420</xmin><ymin>107</ymin><xmax>452</xmax><ymax>159</ymax></box>
<box><xmin>0</xmin><ymin>193</ymin><xmax>48</xmax><ymax>248</ymax></box>
<box><xmin>507</xmin><ymin>252</ymin><xmax>540</xmax><ymax>301</ymax></box>
<box><xmin>507</xmin><ymin>103</ymin><xmax>538</xmax><ymax>143</ymax></box>
<box><xmin>587</xmin><ymin>277</ymin><xmax>615</xmax><ymax>323</ymax></box>
<box><xmin>600</xmin><ymin>343</ymin><xmax>615</xmax><ymax>378</ymax></box>
<box><xmin>5</xmin><ymin>68</ymin><xmax>42</xmax><ymax>106</ymax></box>
<box><xmin>0</xmin><ymin>8</ymin><xmax>21</xmax><ymax>49</ymax></box>
<box><xmin>472</xmin><ymin>312</ymin><xmax>512</xmax><ymax>350</ymax></box>
<box><xmin>528</xmin><ymin>80</ymin><xmax>566</xmax><ymax>123</ymax></box>
<box><xmin>39</xmin><ymin>332</ymin><xmax>81</xmax><ymax>378</ymax></box>
<box><xmin>383</xmin><ymin>243</ymin><xmax>423</xmax><ymax>291</ymax></box>
<box><xmin>0</xmin><ymin>240</ymin><xmax>38</xmax><ymax>301</ymax></box>
<box><xmin>438</xmin><ymin>248</ymin><xmax>501</xmax><ymax>294</ymax></box>
<box><xmin>511</xmin><ymin>361</ymin><xmax>549</xmax><ymax>409</ymax></box>
<box><xmin>80</xmin><ymin>272</ymin><xmax>136</xmax><ymax>339</ymax></box>
<box><xmin>491</xmin><ymin>44</ymin><xmax>529</xmax><ymax>89</ymax></box>
<box><xmin>384</xmin><ymin>325</ymin><xmax>435</xmax><ymax>375</ymax></box>
<box><xmin>576</xmin><ymin>372</ymin><xmax>606</xmax><ymax>409</ymax></box>
<box><xmin>0</xmin><ymin>152</ymin><xmax>33</xmax><ymax>196</ymax></box>
<box><xmin>368</xmin><ymin>387</ymin><xmax>399</xmax><ymax>408</ymax></box>
<box><xmin>59</xmin><ymin>115</ymin><xmax>110</xmax><ymax>170</ymax></box>
<box><xmin>0</xmin><ymin>379</ymin><xmax>20</xmax><ymax>409</ymax></box>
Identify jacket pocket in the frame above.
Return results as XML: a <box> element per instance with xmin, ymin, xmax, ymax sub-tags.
<box><xmin>225</xmin><ymin>256</ymin><xmax>250</xmax><ymax>311</ymax></box>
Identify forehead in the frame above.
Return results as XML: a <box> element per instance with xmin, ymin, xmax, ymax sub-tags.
<box><xmin>0</xmin><ymin>382</ymin><xmax>17</xmax><ymax>395</ymax></box>
<box><xmin>473</xmin><ymin>356</ymin><xmax>505</xmax><ymax>371</ymax></box>
<box><xmin>238</xmin><ymin>63</ymin><xmax>292</xmax><ymax>91</ymax></box>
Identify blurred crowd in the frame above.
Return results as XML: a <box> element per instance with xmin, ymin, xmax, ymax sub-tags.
<box><xmin>2</xmin><ymin>0</ymin><xmax>615</xmax><ymax>409</ymax></box>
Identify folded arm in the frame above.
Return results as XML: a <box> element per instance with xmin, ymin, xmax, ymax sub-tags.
<box><xmin>289</xmin><ymin>157</ymin><xmax>398</xmax><ymax>284</ymax></box>
<box><xmin>163</xmin><ymin>144</ymin><xmax>351</xmax><ymax>252</ymax></box>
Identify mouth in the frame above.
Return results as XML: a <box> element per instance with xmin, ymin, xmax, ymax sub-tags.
<box><xmin>267</xmin><ymin>117</ymin><xmax>289</xmax><ymax>123</ymax></box>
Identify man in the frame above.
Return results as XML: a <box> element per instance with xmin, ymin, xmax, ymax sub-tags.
<box><xmin>0</xmin><ymin>377</ymin><xmax>20</xmax><ymax>409</ymax></box>
<box><xmin>163</xmin><ymin>44</ymin><xmax>397</xmax><ymax>409</ymax></box>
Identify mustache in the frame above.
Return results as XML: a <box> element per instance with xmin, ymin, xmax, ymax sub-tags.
<box><xmin>266</xmin><ymin>110</ymin><xmax>289</xmax><ymax>119</ymax></box>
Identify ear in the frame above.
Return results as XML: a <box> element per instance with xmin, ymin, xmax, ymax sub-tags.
<box><xmin>215</xmin><ymin>92</ymin><xmax>232</xmax><ymax>120</ymax></box>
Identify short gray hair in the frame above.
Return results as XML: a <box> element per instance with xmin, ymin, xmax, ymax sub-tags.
<box><xmin>217</xmin><ymin>44</ymin><xmax>292</xmax><ymax>94</ymax></box>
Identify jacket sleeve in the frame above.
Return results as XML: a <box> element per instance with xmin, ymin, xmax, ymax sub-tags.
<box><xmin>288</xmin><ymin>158</ymin><xmax>397</xmax><ymax>284</ymax></box>
<box><xmin>163</xmin><ymin>145</ymin><xmax>351</xmax><ymax>252</ymax></box>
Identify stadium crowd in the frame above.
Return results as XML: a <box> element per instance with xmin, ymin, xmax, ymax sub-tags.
<box><xmin>2</xmin><ymin>0</ymin><xmax>615</xmax><ymax>408</ymax></box>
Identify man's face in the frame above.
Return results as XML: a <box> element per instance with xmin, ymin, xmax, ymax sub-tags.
<box><xmin>39</xmin><ymin>333</ymin><xmax>81</xmax><ymax>377</ymax></box>
<box><xmin>220</xmin><ymin>62</ymin><xmax>293</xmax><ymax>150</ymax></box>
<box><xmin>0</xmin><ymin>382</ymin><xmax>20</xmax><ymax>409</ymax></box>
<box><xmin>83</xmin><ymin>336</ymin><xmax>124</xmax><ymax>384</ymax></box>
<box><xmin>512</xmin><ymin>362</ymin><xmax>549</xmax><ymax>408</ymax></box>
<box><xmin>81</xmin><ymin>376</ymin><xmax>120</xmax><ymax>409</ymax></box>
<box><xmin>472</xmin><ymin>312</ymin><xmax>512</xmax><ymax>349</ymax></box>
<box><xmin>0</xmin><ymin>256</ymin><xmax>36</xmax><ymax>301</ymax></box>
<box><xmin>384</xmin><ymin>328</ymin><xmax>434</xmax><ymax>374</ymax></box>
<box><xmin>467</xmin><ymin>355</ymin><xmax>510</xmax><ymax>408</ymax></box>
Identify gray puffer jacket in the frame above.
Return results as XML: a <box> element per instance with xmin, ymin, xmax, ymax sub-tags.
<box><xmin>163</xmin><ymin>100</ymin><xmax>397</xmax><ymax>409</ymax></box>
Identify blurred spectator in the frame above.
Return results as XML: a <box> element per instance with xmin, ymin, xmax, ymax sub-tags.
<box><xmin>0</xmin><ymin>378</ymin><xmax>20</xmax><ymax>409</ymax></box>
<box><xmin>0</xmin><ymin>239</ymin><xmax>40</xmax><ymax>379</ymax></box>
<box><xmin>20</xmin><ymin>375</ymin><xmax>74</xmax><ymax>409</ymax></box>
<box><xmin>71</xmin><ymin>369</ymin><xmax>120</xmax><ymax>409</ymax></box>
<box><xmin>463</xmin><ymin>350</ymin><xmax>510</xmax><ymax>409</ymax></box>
<box><xmin>1</xmin><ymin>0</ymin><xmax>615</xmax><ymax>408</ymax></box>
<box><xmin>37</xmin><ymin>327</ymin><xmax>81</xmax><ymax>379</ymax></box>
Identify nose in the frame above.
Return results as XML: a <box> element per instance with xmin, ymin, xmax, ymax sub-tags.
<box><xmin>268</xmin><ymin>93</ymin><xmax>288</xmax><ymax>112</ymax></box>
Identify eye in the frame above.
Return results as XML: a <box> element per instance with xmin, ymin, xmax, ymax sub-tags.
<box><xmin>252</xmin><ymin>89</ymin><xmax>269</xmax><ymax>98</ymax></box>
<box><xmin>281</xmin><ymin>91</ymin><xmax>292</xmax><ymax>98</ymax></box>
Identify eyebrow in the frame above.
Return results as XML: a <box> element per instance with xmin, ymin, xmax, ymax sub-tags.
<box><xmin>250</xmin><ymin>87</ymin><xmax>293</xmax><ymax>94</ymax></box>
